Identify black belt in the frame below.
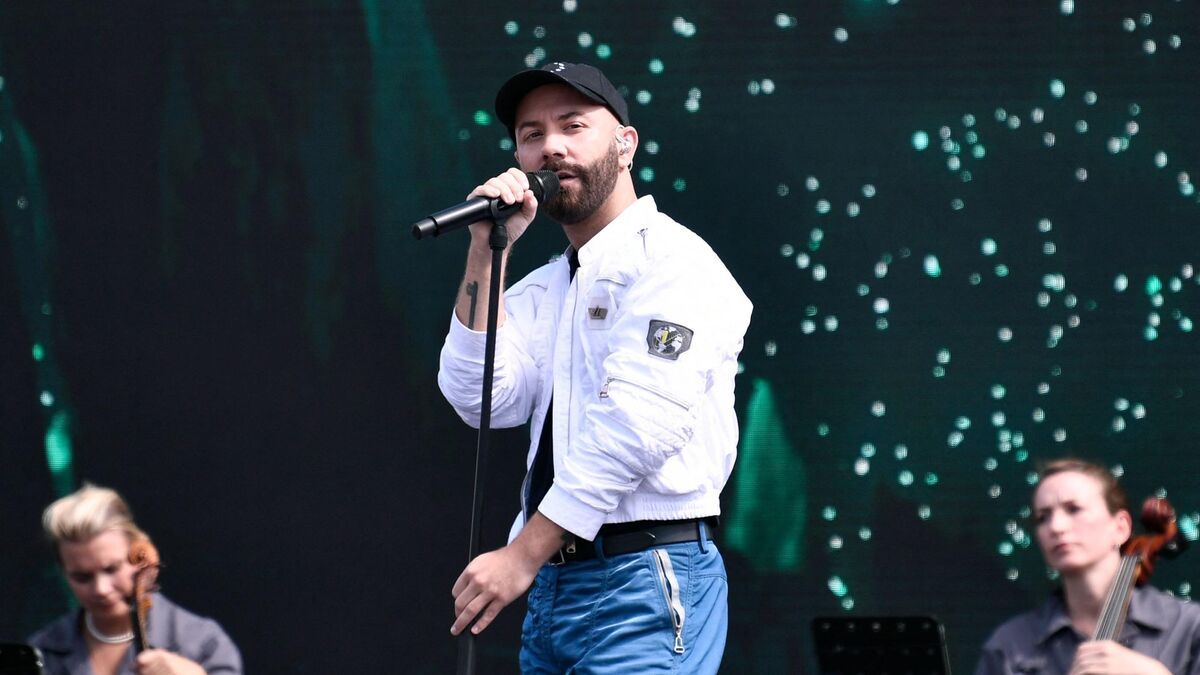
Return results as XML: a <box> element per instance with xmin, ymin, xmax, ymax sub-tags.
<box><xmin>551</xmin><ymin>518</ymin><xmax>716</xmax><ymax>565</ymax></box>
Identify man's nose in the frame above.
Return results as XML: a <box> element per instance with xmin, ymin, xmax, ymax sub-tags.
<box><xmin>94</xmin><ymin>573</ymin><xmax>113</xmax><ymax>595</ymax></box>
<box><xmin>541</xmin><ymin>132</ymin><xmax>568</xmax><ymax>160</ymax></box>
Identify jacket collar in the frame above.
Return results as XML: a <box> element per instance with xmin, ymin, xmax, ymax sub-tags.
<box><xmin>573</xmin><ymin>195</ymin><xmax>658</xmax><ymax>269</ymax></box>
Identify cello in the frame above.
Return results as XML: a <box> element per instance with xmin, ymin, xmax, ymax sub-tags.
<box><xmin>1091</xmin><ymin>496</ymin><xmax>1188</xmax><ymax>642</ymax></box>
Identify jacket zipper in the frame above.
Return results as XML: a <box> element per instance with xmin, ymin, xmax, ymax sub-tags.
<box><xmin>599</xmin><ymin>375</ymin><xmax>691</xmax><ymax>410</ymax></box>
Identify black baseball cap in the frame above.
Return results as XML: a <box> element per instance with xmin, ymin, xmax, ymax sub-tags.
<box><xmin>495</xmin><ymin>61</ymin><xmax>630</xmax><ymax>139</ymax></box>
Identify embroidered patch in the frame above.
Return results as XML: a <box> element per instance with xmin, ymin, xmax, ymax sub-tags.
<box><xmin>646</xmin><ymin>320</ymin><xmax>694</xmax><ymax>360</ymax></box>
<box><xmin>587</xmin><ymin>305</ymin><xmax>608</xmax><ymax>320</ymax></box>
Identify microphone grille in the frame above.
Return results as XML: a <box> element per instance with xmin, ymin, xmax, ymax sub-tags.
<box><xmin>528</xmin><ymin>171</ymin><xmax>560</xmax><ymax>203</ymax></box>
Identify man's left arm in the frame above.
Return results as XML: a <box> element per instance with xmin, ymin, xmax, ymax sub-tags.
<box><xmin>539</xmin><ymin>249</ymin><xmax>752</xmax><ymax>540</ymax></box>
<box><xmin>450</xmin><ymin>512</ymin><xmax>568</xmax><ymax>636</ymax></box>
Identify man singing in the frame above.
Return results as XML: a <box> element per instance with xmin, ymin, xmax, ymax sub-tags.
<box><xmin>438</xmin><ymin>61</ymin><xmax>752</xmax><ymax>673</ymax></box>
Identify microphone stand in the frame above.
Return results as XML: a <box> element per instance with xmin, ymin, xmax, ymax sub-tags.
<box><xmin>457</xmin><ymin>203</ymin><xmax>511</xmax><ymax>675</ymax></box>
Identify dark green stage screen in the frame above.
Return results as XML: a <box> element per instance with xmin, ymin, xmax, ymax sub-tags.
<box><xmin>2</xmin><ymin>1</ymin><xmax>1198</xmax><ymax>672</ymax></box>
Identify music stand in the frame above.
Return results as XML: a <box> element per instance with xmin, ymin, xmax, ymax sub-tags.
<box><xmin>811</xmin><ymin>616</ymin><xmax>951</xmax><ymax>675</ymax></box>
<box><xmin>0</xmin><ymin>643</ymin><xmax>43</xmax><ymax>675</ymax></box>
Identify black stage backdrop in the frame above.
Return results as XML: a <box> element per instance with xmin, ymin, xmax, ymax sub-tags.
<box><xmin>2</xmin><ymin>1</ymin><xmax>1199</xmax><ymax>672</ymax></box>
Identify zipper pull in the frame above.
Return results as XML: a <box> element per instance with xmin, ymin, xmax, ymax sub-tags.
<box><xmin>674</xmin><ymin>633</ymin><xmax>685</xmax><ymax>654</ymax></box>
<box><xmin>599</xmin><ymin>377</ymin><xmax>613</xmax><ymax>399</ymax></box>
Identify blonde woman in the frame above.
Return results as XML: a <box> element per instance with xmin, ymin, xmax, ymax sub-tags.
<box><xmin>27</xmin><ymin>484</ymin><xmax>241</xmax><ymax>675</ymax></box>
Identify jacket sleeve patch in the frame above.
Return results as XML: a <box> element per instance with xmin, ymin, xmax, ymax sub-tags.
<box><xmin>646</xmin><ymin>320</ymin><xmax>694</xmax><ymax>360</ymax></box>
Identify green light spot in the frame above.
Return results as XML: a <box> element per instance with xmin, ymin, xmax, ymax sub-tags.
<box><xmin>924</xmin><ymin>472</ymin><xmax>939</xmax><ymax>485</ymax></box>
<box><xmin>817</xmin><ymin>423</ymin><xmax>830</xmax><ymax>437</ymax></box>
<box><xmin>995</xmin><ymin>264</ymin><xmax>1009</xmax><ymax>277</ymax></box>
<box><xmin>473</xmin><ymin>110</ymin><xmax>492</xmax><ymax>126</ymax></box>
<box><xmin>898</xmin><ymin>470</ymin><xmax>914</xmax><ymax>486</ymax></box>
<box><xmin>1050</xmin><ymin>79</ymin><xmax>1066</xmax><ymax>98</ymax></box>
<box><xmin>1182</xmin><ymin>318</ymin><xmax>1194</xmax><ymax>332</ymax></box>
<box><xmin>822</xmin><ymin>506</ymin><xmax>837</xmax><ymax>521</ymax></box>
<box><xmin>44</xmin><ymin>410</ymin><xmax>75</xmax><ymax>495</ymax></box>
<box><xmin>32</xmin><ymin>343</ymin><xmax>45</xmax><ymax>361</ymax></box>
<box><xmin>973</xmin><ymin>145</ymin><xmax>986</xmax><ymax>159</ymax></box>
<box><xmin>672</xmin><ymin>178</ymin><xmax>686</xmax><ymax>192</ymax></box>
<box><xmin>828</xmin><ymin>576</ymin><xmax>848</xmax><ymax>597</ymax></box>
<box><xmin>638</xmin><ymin>167</ymin><xmax>655</xmax><ymax>182</ymax></box>
<box><xmin>596</xmin><ymin>43</ymin><xmax>612</xmax><ymax>59</ymax></box>
<box><xmin>1180</xmin><ymin>515</ymin><xmax>1199</xmax><ymax>542</ymax></box>
<box><xmin>924</xmin><ymin>254</ymin><xmax>942</xmax><ymax>277</ymax></box>
<box><xmin>649</xmin><ymin>58</ymin><xmax>664</xmax><ymax>74</ymax></box>
<box><xmin>1145</xmin><ymin>275</ymin><xmax>1163</xmax><ymax>295</ymax></box>
<box><xmin>999</xmin><ymin>542</ymin><xmax>1014</xmax><ymax>555</ymax></box>
<box><xmin>912</xmin><ymin>131</ymin><xmax>930</xmax><ymax>151</ymax></box>
<box><xmin>1144</xmin><ymin>326</ymin><xmax>1159</xmax><ymax>341</ymax></box>
<box><xmin>725</xmin><ymin>379</ymin><xmax>807</xmax><ymax>573</ymax></box>
<box><xmin>504</xmin><ymin>20</ymin><xmax>519</xmax><ymax>36</ymax></box>
<box><xmin>841</xmin><ymin>597</ymin><xmax>855</xmax><ymax>610</ymax></box>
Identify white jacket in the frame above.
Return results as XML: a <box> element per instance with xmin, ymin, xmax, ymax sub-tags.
<box><xmin>439</xmin><ymin>196</ymin><xmax>752</xmax><ymax>541</ymax></box>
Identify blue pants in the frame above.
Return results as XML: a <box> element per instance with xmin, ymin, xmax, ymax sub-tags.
<box><xmin>519</xmin><ymin>538</ymin><xmax>728</xmax><ymax>674</ymax></box>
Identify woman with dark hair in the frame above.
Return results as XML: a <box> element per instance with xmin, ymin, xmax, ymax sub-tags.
<box><xmin>975</xmin><ymin>459</ymin><xmax>1200</xmax><ymax>674</ymax></box>
<box><xmin>27</xmin><ymin>484</ymin><xmax>241</xmax><ymax>675</ymax></box>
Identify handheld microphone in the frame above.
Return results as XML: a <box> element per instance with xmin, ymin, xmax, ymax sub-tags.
<box><xmin>412</xmin><ymin>171</ymin><xmax>560</xmax><ymax>240</ymax></box>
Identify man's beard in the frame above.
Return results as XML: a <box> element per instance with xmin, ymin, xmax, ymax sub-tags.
<box><xmin>542</xmin><ymin>141</ymin><xmax>620</xmax><ymax>225</ymax></box>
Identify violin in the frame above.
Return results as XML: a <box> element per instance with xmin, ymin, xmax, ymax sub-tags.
<box><xmin>126</xmin><ymin>539</ymin><xmax>161</xmax><ymax>653</ymax></box>
<box><xmin>1091</xmin><ymin>496</ymin><xmax>1188</xmax><ymax>641</ymax></box>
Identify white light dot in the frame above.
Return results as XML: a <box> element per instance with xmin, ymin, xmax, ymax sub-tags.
<box><xmin>834</xmin><ymin>27</ymin><xmax>849</xmax><ymax>42</ymax></box>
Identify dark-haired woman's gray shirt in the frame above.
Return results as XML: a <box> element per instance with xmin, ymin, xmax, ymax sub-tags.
<box><xmin>976</xmin><ymin>585</ymin><xmax>1200</xmax><ymax>674</ymax></box>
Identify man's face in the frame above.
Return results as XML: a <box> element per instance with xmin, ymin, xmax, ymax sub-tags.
<box><xmin>513</xmin><ymin>84</ymin><xmax>622</xmax><ymax>224</ymax></box>
<box><xmin>59</xmin><ymin>529</ymin><xmax>137</xmax><ymax>621</ymax></box>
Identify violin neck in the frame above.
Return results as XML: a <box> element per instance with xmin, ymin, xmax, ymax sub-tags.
<box><xmin>1092</xmin><ymin>554</ymin><xmax>1140</xmax><ymax>641</ymax></box>
<box><xmin>129</xmin><ymin>593</ymin><xmax>152</xmax><ymax>652</ymax></box>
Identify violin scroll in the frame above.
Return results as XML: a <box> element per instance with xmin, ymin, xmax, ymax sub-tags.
<box><xmin>127</xmin><ymin>538</ymin><xmax>161</xmax><ymax>652</ymax></box>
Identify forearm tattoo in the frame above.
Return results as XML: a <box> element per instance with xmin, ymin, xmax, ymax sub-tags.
<box><xmin>465</xmin><ymin>281</ymin><xmax>479</xmax><ymax>328</ymax></box>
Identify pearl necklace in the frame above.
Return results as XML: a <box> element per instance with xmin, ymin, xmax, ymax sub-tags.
<box><xmin>84</xmin><ymin>612</ymin><xmax>134</xmax><ymax>645</ymax></box>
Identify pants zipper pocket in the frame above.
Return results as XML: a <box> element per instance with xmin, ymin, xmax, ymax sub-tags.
<box><xmin>652</xmin><ymin>548</ymin><xmax>687</xmax><ymax>654</ymax></box>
